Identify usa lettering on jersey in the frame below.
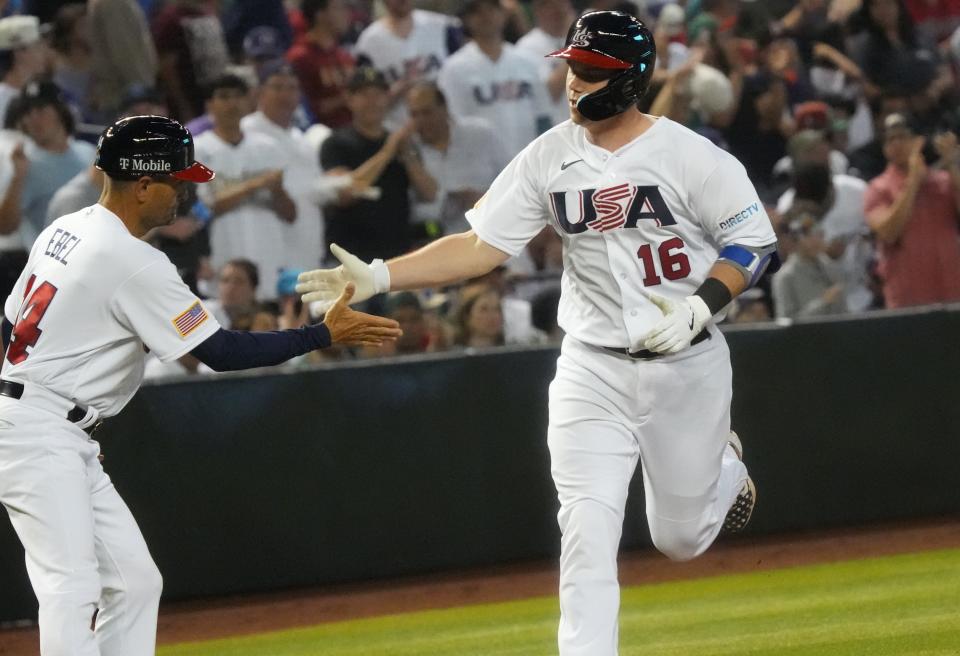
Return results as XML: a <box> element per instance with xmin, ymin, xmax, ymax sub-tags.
<box><xmin>383</xmin><ymin>54</ymin><xmax>443</xmax><ymax>83</ymax></box>
<box><xmin>473</xmin><ymin>80</ymin><xmax>534</xmax><ymax>105</ymax></box>
<box><xmin>549</xmin><ymin>184</ymin><xmax>677</xmax><ymax>234</ymax></box>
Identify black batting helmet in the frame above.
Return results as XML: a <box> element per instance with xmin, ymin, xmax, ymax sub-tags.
<box><xmin>95</xmin><ymin>115</ymin><xmax>215</xmax><ymax>183</ymax></box>
<box><xmin>548</xmin><ymin>11</ymin><xmax>656</xmax><ymax>122</ymax></box>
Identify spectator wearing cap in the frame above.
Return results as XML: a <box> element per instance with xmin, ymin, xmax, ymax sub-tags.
<box><xmin>0</xmin><ymin>81</ymin><xmax>95</xmax><ymax>248</ymax></box>
<box><xmin>87</xmin><ymin>0</ymin><xmax>157</xmax><ymax>122</ymax></box>
<box><xmin>242</xmin><ymin>61</ymin><xmax>353</xmax><ymax>272</ymax></box>
<box><xmin>406</xmin><ymin>81</ymin><xmax>507</xmax><ymax>235</ymax></box>
<box><xmin>848</xmin><ymin>89</ymin><xmax>912</xmax><ymax>181</ymax></box>
<box><xmin>362</xmin><ymin>290</ymin><xmax>432</xmax><ymax>357</ymax></box>
<box><xmin>776</xmin><ymin>130</ymin><xmax>875</xmax><ymax>312</ymax></box>
<box><xmin>354</xmin><ymin>0</ymin><xmax>462</xmax><ymax>129</ymax></box>
<box><xmin>865</xmin><ymin>113</ymin><xmax>960</xmax><ymax>308</ymax></box>
<box><xmin>153</xmin><ymin>0</ymin><xmax>230</xmax><ymax>121</ymax></box>
<box><xmin>286</xmin><ymin>0</ymin><xmax>355</xmax><ymax>129</ymax></box>
<box><xmin>772</xmin><ymin>117</ymin><xmax>850</xmax><ymax>184</ymax></box>
<box><xmin>437</xmin><ymin>0</ymin><xmax>552</xmax><ymax>160</ymax></box>
<box><xmin>771</xmin><ymin>208</ymin><xmax>848</xmax><ymax>319</ymax></box>
<box><xmin>0</xmin><ymin>15</ymin><xmax>49</xmax><ymax>127</ymax></box>
<box><xmin>223</xmin><ymin>0</ymin><xmax>293</xmax><ymax>61</ymax></box>
<box><xmin>193</xmin><ymin>73</ymin><xmax>297</xmax><ymax>301</ymax></box>
<box><xmin>516</xmin><ymin>0</ymin><xmax>577</xmax><ymax>127</ymax></box>
<box><xmin>320</xmin><ymin>67</ymin><xmax>437</xmax><ymax>263</ymax></box>
<box><xmin>241</xmin><ymin>26</ymin><xmax>287</xmax><ymax>74</ymax></box>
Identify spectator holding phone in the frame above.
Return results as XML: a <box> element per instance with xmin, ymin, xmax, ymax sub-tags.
<box><xmin>864</xmin><ymin>113</ymin><xmax>960</xmax><ymax>308</ymax></box>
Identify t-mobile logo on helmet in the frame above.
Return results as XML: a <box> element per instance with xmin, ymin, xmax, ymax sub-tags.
<box><xmin>118</xmin><ymin>157</ymin><xmax>172</xmax><ymax>172</ymax></box>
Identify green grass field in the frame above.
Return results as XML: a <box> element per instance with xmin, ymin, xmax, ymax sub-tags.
<box><xmin>159</xmin><ymin>548</ymin><xmax>960</xmax><ymax>656</ymax></box>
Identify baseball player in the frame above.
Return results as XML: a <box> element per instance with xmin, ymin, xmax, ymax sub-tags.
<box><xmin>298</xmin><ymin>12</ymin><xmax>777</xmax><ymax>655</ymax></box>
<box><xmin>0</xmin><ymin>115</ymin><xmax>400</xmax><ymax>656</ymax></box>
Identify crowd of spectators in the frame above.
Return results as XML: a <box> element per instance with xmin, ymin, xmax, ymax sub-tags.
<box><xmin>0</xmin><ymin>0</ymin><xmax>958</xmax><ymax>374</ymax></box>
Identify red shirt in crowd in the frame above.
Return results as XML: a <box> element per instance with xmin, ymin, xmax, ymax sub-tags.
<box><xmin>865</xmin><ymin>165</ymin><xmax>960</xmax><ymax>309</ymax></box>
<box><xmin>286</xmin><ymin>38</ymin><xmax>355</xmax><ymax>128</ymax></box>
<box><xmin>906</xmin><ymin>0</ymin><xmax>960</xmax><ymax>41</ymax></box>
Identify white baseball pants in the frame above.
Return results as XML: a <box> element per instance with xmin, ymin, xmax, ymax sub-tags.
<box><xmin>0</xmin><ymin>398</ymin><xmax>162</xmax><ymax>655</ymax></box>
<box><xmin>548</xmin><ymin>332</ymin><xmax>747</xmax><ymax>656</ymax></box>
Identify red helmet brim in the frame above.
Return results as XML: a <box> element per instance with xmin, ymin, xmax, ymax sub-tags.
<box><xmin>171</xmin><ymin>161</ymin><xmax>215</xmax><ymax>183</ymax></box>
<box><xmin>546</xmin><ymin>47</ymin><xmax>632</xmax><ymax>70</ymax></box>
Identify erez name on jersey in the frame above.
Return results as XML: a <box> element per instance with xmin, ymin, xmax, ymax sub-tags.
<box><xmin>44</xmin><ymin>228</ymin><xmax>82</xmax><ymax>266</ymax></box>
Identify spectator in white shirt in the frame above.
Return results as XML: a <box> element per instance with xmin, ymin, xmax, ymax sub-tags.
<box><xmin>437</xmin><ymin>0</ymin><xmax>553</xmax><ymax>160</ymax></box>
<box><xmin>241</xmin><ymin>61</ymin><xmax>354</xmax><ymax>272</ymax></box>
<box><xmin>193</xmin><ymin>73</ymin><xmax>297</xmax><ymax>300</ymax></box>
<box><xmin>355</xmin><ymin>0</ymin><xmax>462</xmax><ymax>128</ymax></box>
<box><xmin>516</xmin><ymin>0</ymin><xmax>576</xmax><ymax>127</ymax></box>
<box><xmin>406</xmin><ymin>81</ymin><xmax>507</xmax><ymax>235</ymax></box>
<box><xmin>776</xmin><ymin>129</ymin><xmax>875</xmax><ymax>312</ymax></box>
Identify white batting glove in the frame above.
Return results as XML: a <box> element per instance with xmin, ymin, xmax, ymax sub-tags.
<box><xmin>641</xmin><ymin>290</ymin><xmax>712</xmax><ymax>355</ymax></box>
<box><xmin>296</xmin><ymin>243</ymin><xmax>391</xmax><ymax>313</ymax></box>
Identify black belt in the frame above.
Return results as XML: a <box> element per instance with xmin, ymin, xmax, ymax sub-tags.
<box><xmin>0</xmin><ymin>379</ymin><xmax>103</xmax><ymax>435</ymax></box>
<box><xmin>602</xmin><ymin>328</ymin><xmax>711</xmax><ymax>360</ymax></box>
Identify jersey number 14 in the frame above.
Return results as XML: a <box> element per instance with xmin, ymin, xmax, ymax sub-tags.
<box><xmin>637</xmin><ymin>237</ymin><xmax>691</xmax><ymax>286</ymax></box>
<box><xmin>6</xmin><ymin>275</ymin><xmax>58</xmax><ymax>365</ymax></box>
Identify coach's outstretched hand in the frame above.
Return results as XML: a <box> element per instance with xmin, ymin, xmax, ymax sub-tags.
<box><xmin>322</xmin><ymin>283</ymin><xmax>402</xmax><ymax>347</ymax></box>
<box><xmin>641</xmin><ymin>290</ymin><xmax>712</xmax><ymax>355</ymax></box>
<box><xmin>297</xmin><ymin>244</ymin><xmax>391</xmax><ymax>312</ymax></box>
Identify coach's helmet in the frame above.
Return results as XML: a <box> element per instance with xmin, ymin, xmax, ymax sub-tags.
<box><xmin>95</xmin><ymin>115</ymin><xmax>215</xmax><ymax>183</ymax></box>
<box><xmin>547</xmin><ymin>11</ymin><xmax>656</xmax><ymax>122</ymax></box>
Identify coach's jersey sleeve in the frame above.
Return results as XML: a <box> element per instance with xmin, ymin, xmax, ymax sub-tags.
<box><xmin>464</xmin><ymin>145</ymin><xmax>549</xmax><ymax>256</ymax></box>
<box><xmin>693</xmin><ymin>154</ymin><xmax>776</xmax><ymax>247</ymax></box>
<box><xmin>111</xmin><ymin>258</ymin><xmax>221</xmax><ymax>363</ymax></box>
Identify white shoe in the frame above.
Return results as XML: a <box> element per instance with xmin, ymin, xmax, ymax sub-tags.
<box><xmin>722</xmin><ymin>431</ymin><xmax>756</xmax><ymax>533</ymax></box>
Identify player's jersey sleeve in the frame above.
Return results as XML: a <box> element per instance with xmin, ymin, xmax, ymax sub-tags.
<box><xmin>110</xmin><ymin>257</ymin><xmax>221</xmax><ymax>363</ymax></box>
<box><xmin>693</xmin><ymin>153</ymin><xmax>777</xmax><ymax>248</ymax></box>
<box><xmin>464</xmin><ymin>144</ymin><xmax>549</xmax><ymax>255</ymax></box>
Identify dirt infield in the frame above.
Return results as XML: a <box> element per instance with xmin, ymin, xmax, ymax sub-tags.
<box><xmin>2</xmin><ymin>517</ymin><xmax>959</xmax><ymax>654</ymax></box>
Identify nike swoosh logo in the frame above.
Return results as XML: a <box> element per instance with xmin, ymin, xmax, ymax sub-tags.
<box><xmin>560</xmin><ymin>159</ymin><xmax>583</xmax><ymax>171</ymax></box>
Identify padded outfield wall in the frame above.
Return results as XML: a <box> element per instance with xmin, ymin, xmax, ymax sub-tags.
<box><xmin>1</xmin><ymin>306</ymin><xmax>958</xmax><ymax>623</ymax></box>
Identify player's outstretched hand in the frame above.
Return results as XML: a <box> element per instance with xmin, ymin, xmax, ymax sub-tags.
<box><xmin>296</xmin><ymin>243</ymin><xmax>390</xmax><ymax>313</ymax></box>
<box><xmin>322</xmin><ymin>283</ymin><xmax>402</xmax><ymax>347</ymax></box>
<box><xmin>641</xmin><ymin>290</ymin><xmax>711</xmax><ymax>355</ymax></box>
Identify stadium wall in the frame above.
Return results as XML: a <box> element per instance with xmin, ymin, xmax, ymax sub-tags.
<box><xmin>1</xmin><ymin>306</ymin><xmax>958</xmax><ymax>623</ymax></box>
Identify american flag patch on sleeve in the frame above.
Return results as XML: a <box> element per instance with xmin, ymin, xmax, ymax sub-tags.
<box><xmin>172</xmin><ymin>301</ymin><xmax>209</xmax><ymax>337</ymax></box>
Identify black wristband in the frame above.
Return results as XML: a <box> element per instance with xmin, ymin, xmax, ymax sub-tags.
<box><xmin>305</xmin><ymin>322</ymin><xmax>332</xmax><ymax>349</ymax></box>
<box><xmin>695</xmin><ymin>277</ymin><xmax>734</xmax><ymax>315</ymax></box>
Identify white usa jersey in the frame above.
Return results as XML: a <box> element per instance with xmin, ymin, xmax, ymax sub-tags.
<box><xmin>2</xmin><ymin>205</ymin><xmax>220</xmax><ymax>417</ymax></box>
<box><xmin>437</xmin><ymin>42</ymin><xmax>552</xmax><ymax>160</ymax></box>
<box><xmin>466</xmin><ymin>117</ymin><xmax>776</xmax><ymax>349</ymax></box>
<box><xmin>355</xmin><ymin>9</ymin><xmax>458</xmax><ymax>127</ymax></box>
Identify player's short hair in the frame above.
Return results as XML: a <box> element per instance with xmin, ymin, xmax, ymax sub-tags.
<box><xmin>302</xmin><ymin>0</ymin><xmax>333</xmax><ymax>28</ymax></box>
<box><xmin>202</xmin><ymin>73</ymin><xmax>250</xmax><ymax>102</ymax></box>
<box><xmin>407</xmin><ymin>80</ymin><xmax>447</xmax><ymax>108</ymax></box>
<box><xmin>224</xmin><ymin>258</ymin><xmax>260</xmax><ymax>290</ymax></box>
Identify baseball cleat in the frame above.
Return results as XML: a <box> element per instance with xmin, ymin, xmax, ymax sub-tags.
<box><xmin>722</xmin><ymin>431</ymin><xmax>756</xmax><ymax>533</ymax></box>
<box><xmin>723</xmin><ymin>476</ymin><xmax>756</xmax><ymax>533</ymax></box>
